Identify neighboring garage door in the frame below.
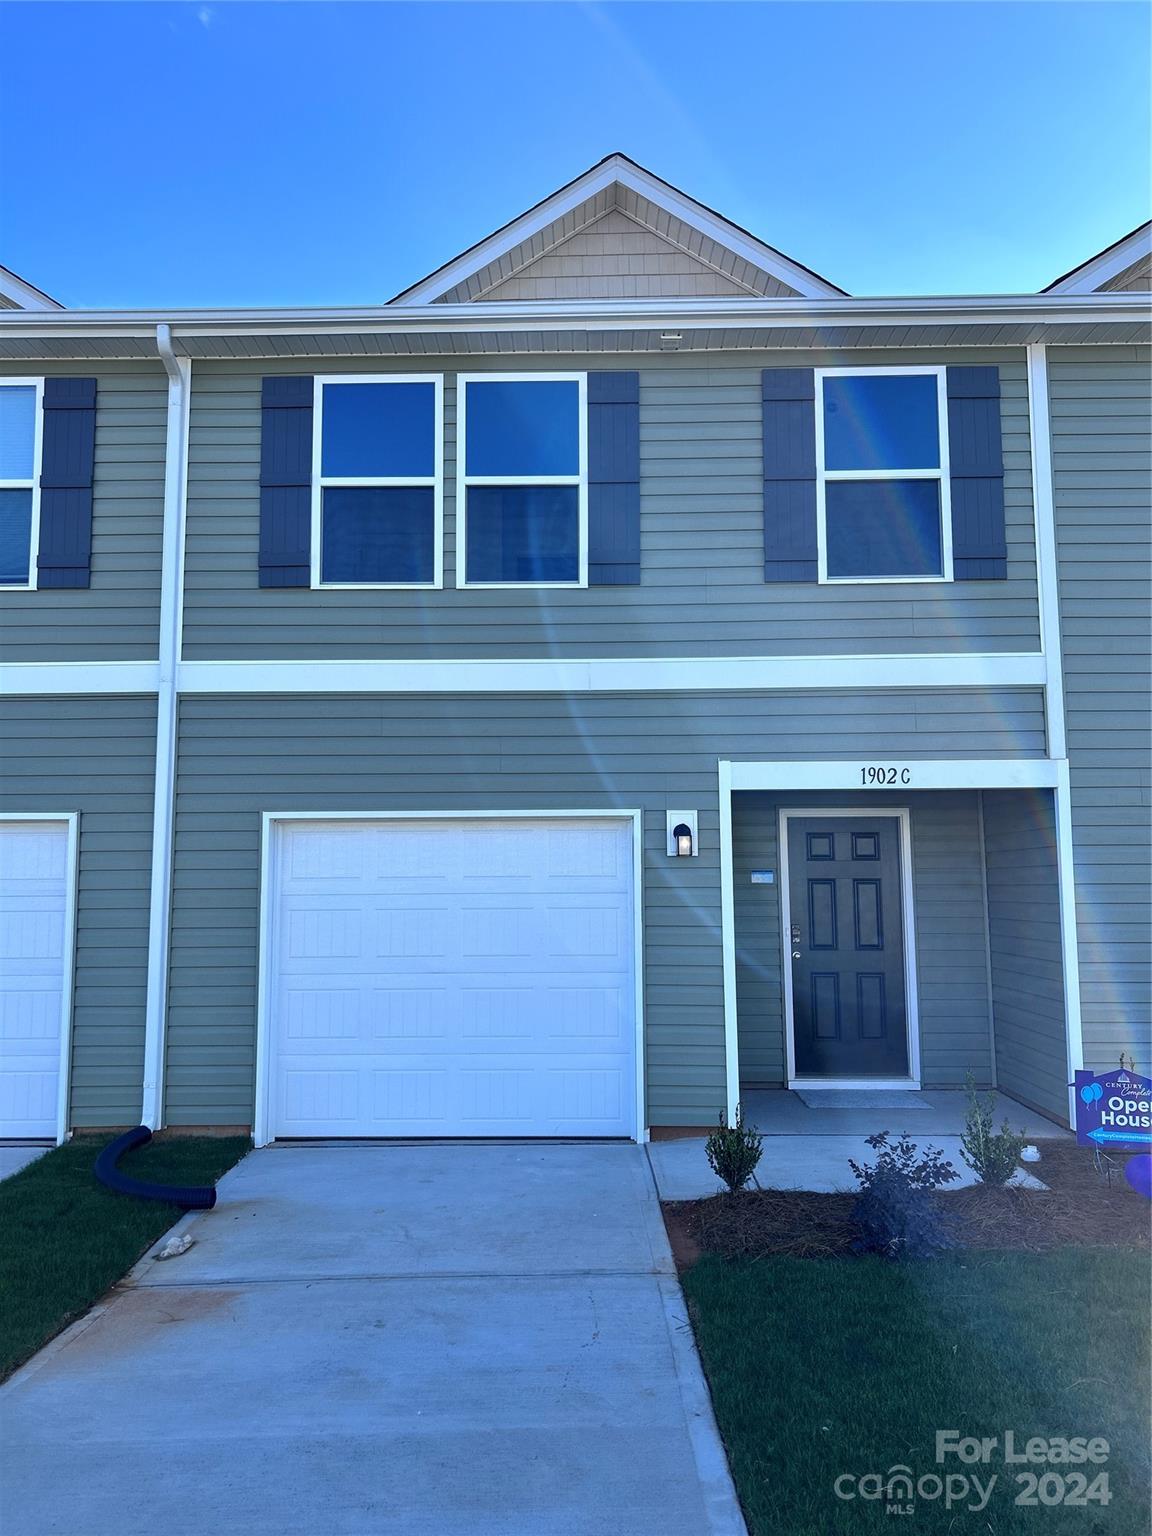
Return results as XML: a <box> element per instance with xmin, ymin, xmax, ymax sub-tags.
<box><xmin>0</xmin><ymin>820</ymin><xmax>72</xmax><ymax>1139</ymax></box>
<box><xmin>265</xmin><ymin>818</ymin><xmax>639</xmax><ymax>1140</ymax></box>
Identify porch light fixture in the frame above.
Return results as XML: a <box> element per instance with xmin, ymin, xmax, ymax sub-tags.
<box><xmin>659</xmin><ymin>331</ymin><xmax>683</xmax><ymax>350</ymax></box>
<box><xmin>666</xmin><ymin>809</ymin><xmax>699</xmax><ymax>857</ymax></box>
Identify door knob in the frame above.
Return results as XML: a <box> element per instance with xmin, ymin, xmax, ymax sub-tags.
<box><xmin>792</xmin><ymin>950</ymin><xmax>802</xmax><ymax>959</ymax></box>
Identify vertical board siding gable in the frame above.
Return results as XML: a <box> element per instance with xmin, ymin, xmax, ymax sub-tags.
<box><xmin>587</xmin><ymin>371</ymin><xmax>640</xmax><ymax>584</ymax></box>
<box><xmin>259</xmin><ymin>375</ymin><xmax>313</xmax><ymax>588</ymax></box>
<box><xmin>947</xmin><ymin>365</ymin><xmax>1007</xmax><ymax>580</ymax></box>
<box><xmin>37</xmin><ymin>377</ymin><xmax>97</xmax><ymax>589</ymax></box>
<box><xmin>762</xmin><ymin>369</ymin><xmax>818</xmax><ymax>581</ymax></box>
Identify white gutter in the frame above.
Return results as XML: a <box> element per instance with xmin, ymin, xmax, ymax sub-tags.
<box><xmin>0</xmin><ymin>292</ymin><xmax>1146</xmax><ymax>341</ymax></box>
<box><xmin>140</xmin><ymin>324</ymin><xmax>190</xmax><ymax>1129</ymax></box>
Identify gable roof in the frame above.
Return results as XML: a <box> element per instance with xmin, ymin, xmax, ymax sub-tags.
<box><xmin>1043</xmin><ymin>221</ymin><xmax>1152</xmax><ymax>294</ymax></box>
<box><xmin>391</xmin><ymin>153</ymin><xmax>847</xmax><ymax>305</ymax></box>
<box><xmin>0</xmin><ymin>263</ymin><xmax>63</xmax><ymax>311</ymax></box>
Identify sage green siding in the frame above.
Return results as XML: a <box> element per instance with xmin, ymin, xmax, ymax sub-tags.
<box><xmin>0</xmin><ymin>362</ymin><xmax>165</xmax><ymax>661</ymax></box>
<box><xmin>0</xmin><ymin>696</ymin><xmax>155</xmax><ymax>1127</ymax></box>
<box><xmin>982</xmin><ymin>788</ymin><xmax>1068</xmax><ymax>1121</ymax></box>
<box><xmin>182</xmin><ymin>349</ymin><xmax>1039</xmax><ymax>662</ymax></box>
<box><xmin>165</xmin><ymin>687</ymin><xmax>1045</xmax><ymax>1127</ymax></box>
<box><xmin>1050</xmin><ymin>346</ymin><xmax>1152</xmax><ymax>1080</ymax></box>
<box><xmin>734</xmin><ymin>790</ymin><xmax>995</xmax><ymax>1089</ymax></box>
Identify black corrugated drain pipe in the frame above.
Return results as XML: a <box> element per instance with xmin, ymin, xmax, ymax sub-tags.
<box><xmin>94</xmin><ymin>1126</ymin><xmax>218</xmax><ymax>1210</ymax></box>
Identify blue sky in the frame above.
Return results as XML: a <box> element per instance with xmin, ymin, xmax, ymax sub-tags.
<box><xmin>0</xmin><ymin>2</ymin><xmax>1148</xmax><ymax>306</ymax></box>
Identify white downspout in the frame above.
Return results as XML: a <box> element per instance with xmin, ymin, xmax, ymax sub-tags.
<box><xmin>140</xmin><ymin>324</ymin><xmax>190</xmax><ymax>1129</ymax></box>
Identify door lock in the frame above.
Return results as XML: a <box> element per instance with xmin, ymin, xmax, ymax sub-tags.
<box><xmin>790</xmin><ymin>924</ymin><xmax>801</xmax><ymax>943</ymax></box>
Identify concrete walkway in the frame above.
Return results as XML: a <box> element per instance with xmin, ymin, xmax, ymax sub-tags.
<box><xmin>0</xmin><ymin>1144</ymin><xmax>745</xmax><ymax>1536</ymax></box>
<box><xmin>648</xmin><ymin>1132</ymin><xmax>1049</xmax><ymax>1200</ymax></box>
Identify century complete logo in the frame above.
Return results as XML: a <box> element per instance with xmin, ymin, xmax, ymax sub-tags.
<box><xmin>833</xmin><ymin>1430</ymin><xmax>1112</xmax><ymax>1516</ymax></box>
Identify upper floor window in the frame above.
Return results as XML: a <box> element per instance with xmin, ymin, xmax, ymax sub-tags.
<box><xmin>817</xmin><ymin>368</ymin><xmax>952</xmax><ymax>583</ymax></box>
<box><xmin>0</xmin><ymin>380</ymin><xmax>42</xmax><ymax>588</ymax></box>
<box><xmin>458</xmin><ymin>374</ymin><xmax>587</xmax><ymax>586</ymax></box>
<box><xmin>313</xmin><ymin>375</ymin><xmax>442</xmax><ymax>587</ymax></box>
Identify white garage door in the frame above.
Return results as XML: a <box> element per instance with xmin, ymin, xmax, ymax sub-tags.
<box><xmin>0</xmin><ymin>820</ymin><xmax>71</xmax><ymax>1140</ymax></box>
<box><xmin>265</xmin><ymin>818</ymin><xmax>639</xmax><ymax>1140</ymax></box>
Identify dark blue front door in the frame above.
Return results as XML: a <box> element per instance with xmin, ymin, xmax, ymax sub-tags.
<box><xmin>787</xmin><ymin>816</ymin><xmax>910</xmax><ymax>1078</ymax></box>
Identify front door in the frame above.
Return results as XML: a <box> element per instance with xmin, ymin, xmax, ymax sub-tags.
<box><xmin>786</xmin><ymin>815</ymin><xmax>910</xmax><ymax>1078</ymax></box>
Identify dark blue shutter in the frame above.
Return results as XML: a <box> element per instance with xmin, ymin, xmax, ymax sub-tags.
<box><xmin>947</xmin><ymin>366</ymin><xmax>1006</xmax><ymax>581</ymax></box>
<box><xmin>587</xmin><ymin>371</ymin><xmax>640</xmax><ymax>585</ymax></box>
<box><xmin>762</xmin><ymin>369</ymin><xmax>817</xmax><ymax>581</ymax></box>
<box><xmin>37</xmin><ymin>378</ymin><xmax>96</xmax><ymax>589</ymax></box>
<box><xmin>259</xmin><ymin>376</ymin><xmax>313</xmax><ymax>588</ymax></box>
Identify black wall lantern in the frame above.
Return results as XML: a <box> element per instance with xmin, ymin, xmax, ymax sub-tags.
<box><xmin>666</xmin><ymin>810</ymin><xmax>699</xmax><ymax>857</ymax></box>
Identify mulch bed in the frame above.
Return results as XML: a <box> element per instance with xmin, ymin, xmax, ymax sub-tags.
<box><xmin>663</xmin><ymin>1139</ymin><xmax>1152</xmax><ymax>1265</ymax></box>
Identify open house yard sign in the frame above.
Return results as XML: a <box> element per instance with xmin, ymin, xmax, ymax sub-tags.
<box><xmin>1074</xmin><ymin>1066</ymin><xmax>1152</xmax><ymax>1150</ymax></box>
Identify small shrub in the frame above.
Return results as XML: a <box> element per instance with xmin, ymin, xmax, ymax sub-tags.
<box><xmin>849</xmin><ymin>1132</ymin><xmax>958</xmax><ymax>1259</ymax></box>
<box><xmin>705</xmin><ymin>1106</ymin><xmax>764</xmax><ymax>1194</ymax></box>
<box><xmin>959</xmin><ymin>1073</ymin><xmax>1026</xmax><ymax>1186</ymax></box>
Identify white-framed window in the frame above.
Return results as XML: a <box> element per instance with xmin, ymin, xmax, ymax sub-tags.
<box><xmin>815</xmin><ymin>366</ymin><xmax>952</xmax><ymax>584</ymax></box>
<box><xmin>0</xmin><ymin>377</ymin><xmax>43</xmax><ymax>590</ymax></box>
<box><xmin>311</xmin><ymin>374</ymin><xmax>443</xmax><ymax>588</ymax></box>
<box><xmin>456</xmin><ymin>372</ymin><xmax>588</xmax><ymax>588</ymax></box>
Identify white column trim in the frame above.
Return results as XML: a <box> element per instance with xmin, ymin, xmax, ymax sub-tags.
<box><xmin>140</xmin><ymin>330</ymin><xmax>190</xmax><ymax>1130</ymax></box>
<box><xmin>1054</xmin><ymin>760</ymin><xmax>1086</xmax><ymax>1121</ymax></box>
<box><xmin>717</xmin><ymin>760</ymin><xmax>739</xmax><ymax>1124</ymax></box>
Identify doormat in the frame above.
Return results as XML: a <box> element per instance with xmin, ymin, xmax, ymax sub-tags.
<box><xmin>794</xmin><ymin>1090</ymin><xmax>937</xmax><ymax>1110</ymax></box>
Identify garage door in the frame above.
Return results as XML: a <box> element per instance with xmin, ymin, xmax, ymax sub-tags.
<box><xmin>265</xmin><ymin>818</ymin><xmax>638</xmax><ymax>1140</ymax></box>
<box><xmin>0</xmin><ymin>820</ymin><xmax>71</xmax><ymax>1140</ymax></box>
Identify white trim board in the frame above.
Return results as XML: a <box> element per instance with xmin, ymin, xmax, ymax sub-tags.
<box><xmin>726</xmin><ymin>759</ymin><xmax>1062</xmax><ymax>792</ymax></box>
<box><xmin>175</xmin><ymin>653</ymin><xmax>1046</xmax><ymax>697</ymax></box>
<box><xmin>1044</xmin><ymin>223</ymin><xmax>1151</xmax><ymax>295</ymax></box>
<box><xmin>0</xmin><ymin>812</ymin><xmax>80</xmax><ymax>1144</ymax></box>
<box><xmin>253</xmin><ymin>809</ymin><xmax>647</xmax><ymax>1148</ymax></box>
<box><xmin>0</xmin><ymin>662</ymin><xmax>160</xmax><ymax>696</ymax></box>
<box><xmin>0</xmin><ymin>653</ymin><xmax>1047</xmax><ymax>700</ymax></box>
<box><xmin>778</xmin><ymin>807</ymin><xmax>921</xmax><ymax>1090</ymax></box>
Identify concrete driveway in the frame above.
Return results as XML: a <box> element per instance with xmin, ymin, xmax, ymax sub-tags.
<box><xmin>0</xmin><ymin>1144</ymin><xmax>745</xmax><ymax>1536</ymax></box>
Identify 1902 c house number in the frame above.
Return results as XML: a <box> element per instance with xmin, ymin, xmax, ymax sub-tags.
<box><xmin>860</xmin><ymin>766</ymin><xmax>913</xmax><ymax>786</ymax></box>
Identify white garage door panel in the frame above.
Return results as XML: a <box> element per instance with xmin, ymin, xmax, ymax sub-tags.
<box><xmin>268</xmin><ymin>819</ymin><xmax>638</xmax><ymax>1138</ymax></box>
<box><xmin>0</xmin><ymin>822</ymin><xmax>70</xmax><ymax>1139</ymax></box>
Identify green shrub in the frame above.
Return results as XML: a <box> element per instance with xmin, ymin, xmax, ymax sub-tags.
<box><xmin>849</xmin><ymin>1132</ymin><xmax>959</xmax><ymax>1258</ymax></box>
<box><xmin>705</xmin><ymin>1105</ymin><xmax>764</xmax><ymax>1194</ymax></box>
<box><xmin>960</xmin><ymin>1073</ymin><xmax>1026</xmax><ymax>1185</ymax></box>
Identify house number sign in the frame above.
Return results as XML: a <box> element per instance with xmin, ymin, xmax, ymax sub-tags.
<box><xmin>860</xmin><ymin>766</ymin><xmax>913</xmax><ymax>786</ymax></box>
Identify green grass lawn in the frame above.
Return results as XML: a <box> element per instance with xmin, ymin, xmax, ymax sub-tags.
<box><xmin>0</xmin><ymin>1134</ymin><xmax>249</xmax><ymax>1381</ymax></box>
<box><xmin>683</xmin><ymin>1250</ymin><xmax>1151</xmax><ymax>1535</ymax></box>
